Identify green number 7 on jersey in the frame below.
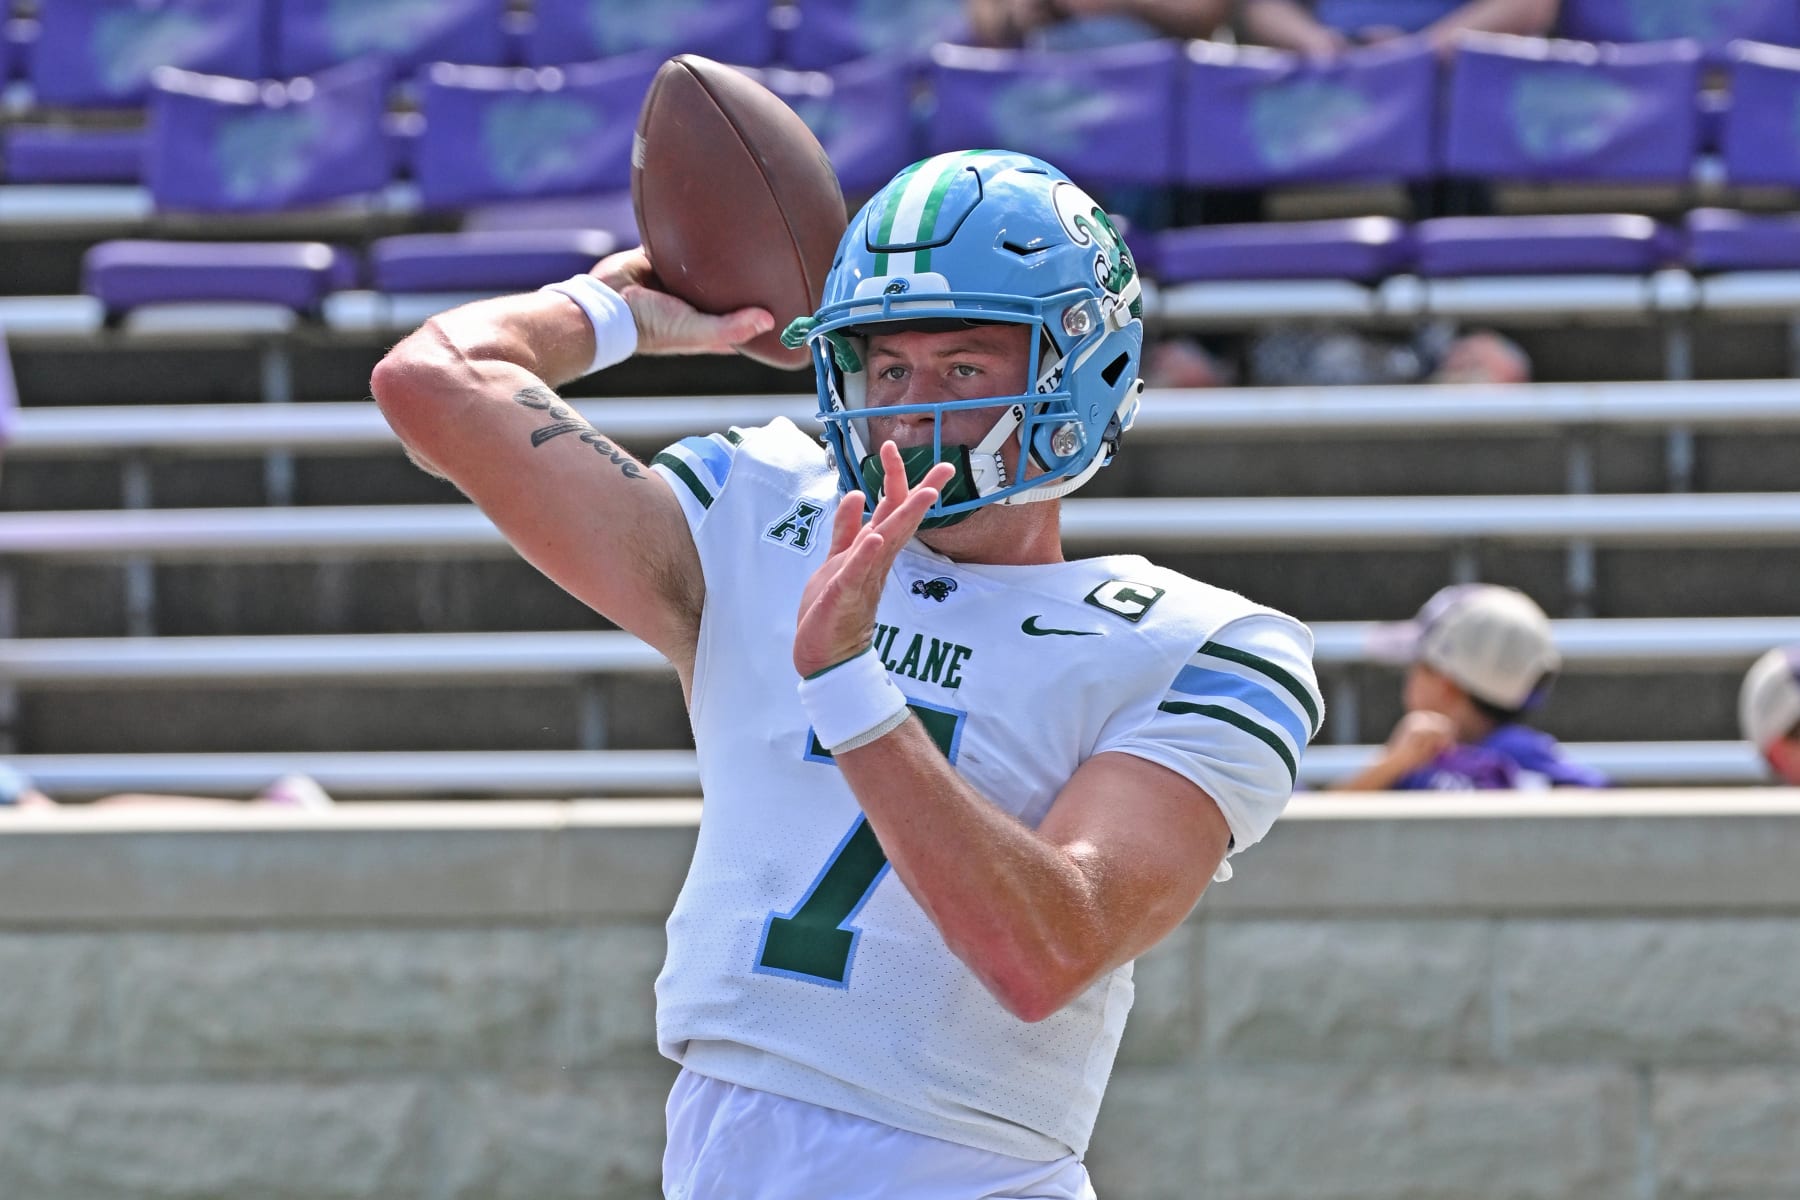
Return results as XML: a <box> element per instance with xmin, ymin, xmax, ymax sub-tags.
<box><xmin>755</xmin><ymin>700</ymin><xmax>966</xmax><ymax>987</ymax></box>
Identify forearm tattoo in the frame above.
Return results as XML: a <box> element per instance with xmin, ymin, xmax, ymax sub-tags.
<box><xmin>513</xmin><ymin>385</ymin><xmax>643</xmax><ymax>479</ymax></box>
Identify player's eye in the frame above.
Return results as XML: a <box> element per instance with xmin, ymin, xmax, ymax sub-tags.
<box><xmin>876</xmin><ymin>365</ymin><xmax>907</xmax><ymax>381</ymax></box>
<box><xmin>950</xmin><ymin>364</ymin><xmax>980</xmax><ymax>378</ymax></box>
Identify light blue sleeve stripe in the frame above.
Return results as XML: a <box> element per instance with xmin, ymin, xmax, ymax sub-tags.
<box><xmin>677</xmin><ymin>434</ymin><xmax>735</xmax><ymax>489</ymax></box>
<box><xmin>1169</xmin><ymin>664</ymin><xmax>1308</xmax><ymax>750</ymax></box>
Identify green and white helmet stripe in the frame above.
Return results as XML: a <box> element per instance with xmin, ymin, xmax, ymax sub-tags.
<box><xmin>871</xmin><ymin>150</ymin><xmax>988</xmax><ymax>276</ymax></box>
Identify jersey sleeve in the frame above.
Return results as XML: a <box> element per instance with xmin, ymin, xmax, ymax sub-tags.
<box><xmin>648</xmin><ymin>428</ymin><xmax>745</xmax><ymax>532</ymax></box>
<box><xmin>1095</xmin><ymin>611</ymin><xmax>1323</xmax><ymax>867</ymax></box>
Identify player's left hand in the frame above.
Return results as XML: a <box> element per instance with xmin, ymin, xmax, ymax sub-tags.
<box><xmin>792</xmin><ymin>441</ymin><xmax>955</xmax><ymax>678</ymax></box>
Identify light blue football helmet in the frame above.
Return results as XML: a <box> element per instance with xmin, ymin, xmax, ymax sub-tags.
<box><xmin>782</xmin><ymin>150</ymin><xmax>1144</xmax><ymax>528</ymax></box>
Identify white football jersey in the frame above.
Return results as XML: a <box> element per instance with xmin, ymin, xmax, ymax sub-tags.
<box><xmin>649</xmin><ymin>419</ymin><xmax>1320</xmax><ymax>1161</ymax></box>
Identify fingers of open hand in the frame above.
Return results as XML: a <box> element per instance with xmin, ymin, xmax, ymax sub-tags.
<box><xmin>870</xmin><ymin>441</ymin><xmax>956</xmax><ymax>528</ymax></box>
<box><xmin>828</xmin><ymin>490</ymin><xmax>867</xmax><ymax>559</ymax></box>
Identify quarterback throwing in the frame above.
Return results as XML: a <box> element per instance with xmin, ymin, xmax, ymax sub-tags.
<box><xmin>373</xmin><ymin>150</ymin><xmax>1321</xmax><ymax>1199</ymax></box>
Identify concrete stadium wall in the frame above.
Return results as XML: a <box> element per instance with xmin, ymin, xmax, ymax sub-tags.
<box><xmin>2</xmin><ymin>793</ymin><xmax>1798</xmax><ymax>1200</ymax></box>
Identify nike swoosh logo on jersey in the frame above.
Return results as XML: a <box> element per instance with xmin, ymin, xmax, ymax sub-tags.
<box><xmin>1022</xmin><ymin>616</ymin><xmax>1100</xmax><ymax>637</ymax></box>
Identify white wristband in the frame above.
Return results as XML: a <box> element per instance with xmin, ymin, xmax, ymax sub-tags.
<box><xmin>798</xmin><ymin>647</ymin><xmax>910</xmax><ymax>754</ymax></box>
<box><xmin>541</xmin><ymin>274</ymin><xmax>639</xmax><ymax>376</ymax></box>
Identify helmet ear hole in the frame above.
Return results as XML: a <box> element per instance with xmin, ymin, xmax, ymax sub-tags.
<box><xmin>1100</xmin><ymin>352</ymin><xmax>1131</xmax><ymax>388</ymax></box>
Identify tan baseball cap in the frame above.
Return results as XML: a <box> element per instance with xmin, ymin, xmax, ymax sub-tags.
<box><xmin>1372</xmin><ymin>584</ymin><xmax>1561</xmax><ymax>711</ymax></box>
<box><xmin>1739</xmin><ymin>645</ymin><xmax>1800</xmax><ymax>751</ymax></box>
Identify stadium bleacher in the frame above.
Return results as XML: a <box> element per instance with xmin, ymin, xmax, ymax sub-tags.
<box><xmin>3</xmin><ymin>0</ymin><xmax>1799</xmax><ymax>796</ymax></box>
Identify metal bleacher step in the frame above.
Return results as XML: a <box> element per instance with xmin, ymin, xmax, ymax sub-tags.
<box><xmin>5</xmin><ymin>618</ymin><xmax>1800</xmax><ymax>686</ymax></box>
<box><xmin>7</xmin><ymin>740</ymin><xmax>1765</xmax><ymax>800</ymax></box>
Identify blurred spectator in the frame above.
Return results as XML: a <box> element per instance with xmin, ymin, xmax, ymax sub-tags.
<box><xmin>1144</xmin><ymin>323</ymin><xmax>1531</xmax><ymax>388</ymax></box>
<box><xmin>1331</xmin><ymin>583</ymin><xmax>1608</xmax><ymax>791</ymax></box>
<box><xmin>1237</xmin><ymin>0</ymin><xmax>1560</xmax><ymax>57</ymax></box>
<box><xmin>1740</xmin><ymin>646</ymin><xmax>1800</xmax><ymax>785</ymax></box>
<box><xmin>966</xmin><ymin>0</ymin><xmax>1230</xmax><ymax>49</ymax></box>
<box><xmin>0</xmin><ymin>765</ymin><xmax>335</xmax><ymax>810</ymax></box>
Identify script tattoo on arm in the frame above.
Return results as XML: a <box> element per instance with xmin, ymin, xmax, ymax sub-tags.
<box><xmin>513</xmin><ymin>385</ymin><xmax>644</xmax><ymax>479</ymax></box>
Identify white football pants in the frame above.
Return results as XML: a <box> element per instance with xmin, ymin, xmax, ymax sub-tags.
<box><xmin>664</xmin><ymin>1069</ymin><xmax>1098</xmax><ymax>1200</ymax></box>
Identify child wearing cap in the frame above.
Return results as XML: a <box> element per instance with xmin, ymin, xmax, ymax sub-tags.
<box><xmin>1333</xmin><ymin>584</ymin><xmax>1608</xmax><ymax>792</ymax></box>
<box><xmin>1740</xmin><ymin>646</ymin><xmax>1800</xmax><ymax>785</ymax></box>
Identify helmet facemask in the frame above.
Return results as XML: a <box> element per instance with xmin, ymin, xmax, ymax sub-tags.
<box><xmin>794</xmin><ymin>152</ymin><xmax>1145</xmax><ymax>528</ymax></box>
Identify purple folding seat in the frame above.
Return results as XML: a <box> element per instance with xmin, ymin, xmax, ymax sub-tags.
<box><xmin>1178</xmin><ymin>38</ymin><xmax>1437</xmax><ymax>188</ymax></box>
<box><xmin>0</xmin><ymin>18</ymin><xmax>17</xmax><ymax>84</ymax></box>
<box><xmin>274</xmin><ymin>0</ymin><xmax>507</xmax><ymax>79</ymax></box>
<box><xmin>1558</xmin><ymin>0</ymin><xmax>1799</xmax><ymax>58</ymax></box>
<box><xmin>368</xmin><ymin>230</ymin><xmax>620</xmax><ymax>293</ymax></box>
<box><xmin>31</xmin><ymin>0</ymin><xmax>265</xmax><ymax>107</ymax></box>
<box><xmin>2</xmin><ymin>126</ymin><xmax>145</xmax><ymax>183</ymax></box>
<box><xmin>523</xmin><ymin>0</ymin><xmax>774</xmax><ymax>68</ymax></box>
<box><xmin>145</xmin><ymin>61</ymin><xmax>391</xmax><ymax>212</ymax></box>
<box><xmin>1443</xmin><ymin>35</ymin><xmax>1701</xmax><ymax>183</ymax></box>
<box><xmin>781</xmin><ymin>0</ymin><xmax>972</xmax><ymax>71</ymax></box>
<box><xmin>1687</xmin><ymin>44</ymin><xmax>1800</xmax><ymax>277</ymax></box>
<box><xmin>1685</xmin><ymin>207</ymin><xmax>1800</xmax><ymax>272</ymax></box>
<box><xmin>414</xmin><ymin>56</ymin><xmax>659</xmax><ymax>208</ymax></box>
<box><xmin>747</xmin><ymin>56</ymin><xmax>916</xmax><ymax>195</ymax></box>
<box><xmin>1413</xmin><ymin>214</ymin><xmax>1677</xmax><ymax>276</ymax></box>
<box><xmin>925</xmin><ymin>40</ymin><xmax>1179</xmax><ymax>188</ymax></box>
<box><xmin>460</xmin><ymin>190</ymin><xmax>643</xmax><ymax>250</ymax></box>
<box><xmin>1152</xmin><ymin>217</ymin><xmax>1413</xmax><ymax>283</ymax></box>
<box><xmin>83</xmin><ymin>241</ymin><xmax>357</xmax><ymax>314</ymax></box>
<box><xmin>1720</xmin><ymin>41</ymin><xmax>1800</xmax><ymax>187</ymax></box>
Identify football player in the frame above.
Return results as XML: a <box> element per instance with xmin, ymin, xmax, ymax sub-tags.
<box><xmin>373</xmin><ymin>150</ymin><xmax>1320</xmax><ymax>1199</ymax></box>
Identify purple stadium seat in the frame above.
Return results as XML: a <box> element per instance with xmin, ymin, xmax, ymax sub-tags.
<box><xmin>1310</xmin><ymin>1</ymin><xmax>1469</xmax><ymax>33</ymax></box>
<box><xmin>83</xmin><ymin>241</ymin><xmax>357</xmax><ymax>314</ymax></box>
<box><xmin>414</xmin><ymin>57</ymin><xmax>660</xmax><ymax>209</ymax></box>
<box><xmin>1413</xmin><ymin>214</ymin><xmax>1677</xmax><ymax>277</ymax></box>
<box><xmin>523</xmin><ymin>0</ymin><xmax>774</xmax><ymax>68</ymax></box>
<box><xmin>368</xmin><ymin>230</ymin><xmax>620</xmax><ymax>293</ymax></box>
<box><xmin>2</xmin><ymin>126</ymin><xmax>145</xmax><ymax>183</ymax></box>
<box><xmin>1443</xmin><ymin>35</ymin><xmax>1701</xmax><ymax>183</ymax></box>
<box><xmin>925</xmin><ymin>41</ymin><xmax>1180</xmax><ymax>187</ymax></box>
<box><xmin>1720</xmin><ymin>41</ymin><xmax>1800</xmax><ymax>187</ymax></box>
<box><xmin>1151</xmin><ymin>217</ymin><xmax>1413</xmax><ymax>284</ymax></box>
<box><xmin>0</xmin><ymin>19</ymin><xmax>16</xmax><ymax>84</ymax></box>
<box><xmin>1558</xmin><ymin>0</ymin><xmax>1800</xmax><ymax>57</ymax></box>
<box><xmin>781</xmin><ymin>0</ymin><xmax>972</xmax><ymax>71</ymax></box>
<box><xmin>145</xmin><ymin>62</ymin><xmax>390</xmax><ymax>213</ymax></box>
<box><xmin>273</xmin><ymin>0</ymin><xmax>507</xmax><ymax>79</ymax></box>
<box><xmin>461</xmin><ymin>191</ymin><xmax>643</xmax><ymax>249</ymax></box>
<box><xmin>747</xmin><ymin>56</ymin><xmax>916</xmax><ymax>195</ymax></box>
<box><xmin>1178</xmin><ymin>39</ymin><xmax>1437</xmax><ymax>188</ymax></box>
<box><xmin>31</xmin><ymin>0</ymin><xmax>265</xmax><ymax>108</ymax></box>
<box><xmin>1685</xmin><ymin>208</ymin><xmax>1800</xmax><ymax>273</ymax></box>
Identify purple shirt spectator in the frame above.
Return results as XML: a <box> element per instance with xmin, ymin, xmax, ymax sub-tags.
<box><xmin>1398</xmin><ymin>724</ymin><xmax>1609</xmax><ymax>790</ymax></box>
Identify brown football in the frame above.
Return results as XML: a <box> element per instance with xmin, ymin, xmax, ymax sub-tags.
<box><xmin>632</xmin><ymin>55</ymin><xmax>848</xmax><ymax>370</ymax></box>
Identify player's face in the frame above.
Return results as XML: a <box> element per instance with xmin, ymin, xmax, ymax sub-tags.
<box><xmin>860</xmin><ymin>324</ymin><xmax>1032</xmax><ymax>454</ymax></box>
<box><xmin>1403</xmin><ymin>662</ymin><xmax>1461</xmax><ymax>716</ymax></box>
